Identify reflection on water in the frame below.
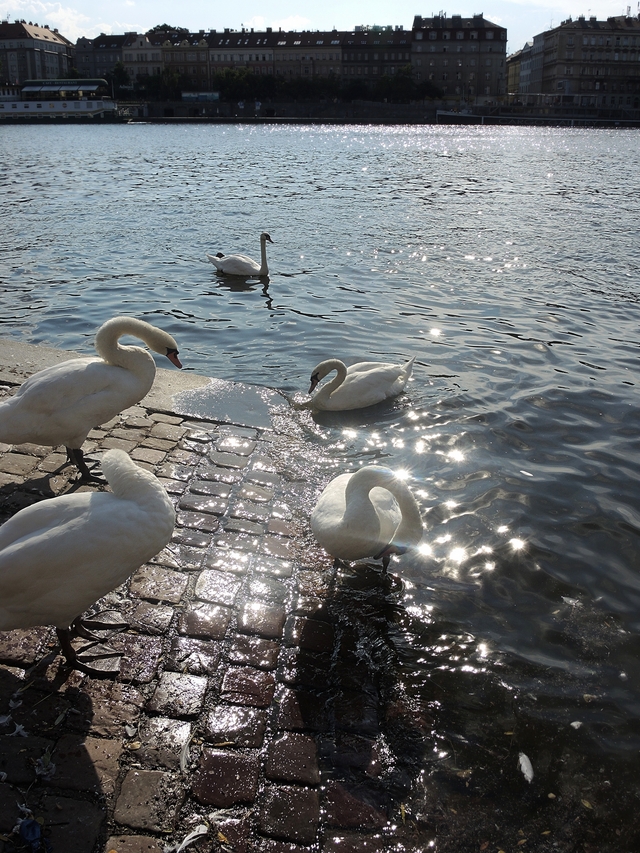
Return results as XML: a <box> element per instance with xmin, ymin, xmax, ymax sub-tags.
<box><xmin>1</xmin><ymin>123</ymin><xmax>640</xmax><ymax>847</ymax></box>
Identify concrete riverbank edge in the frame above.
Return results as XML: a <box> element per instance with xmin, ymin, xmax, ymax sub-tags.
<box><xmin>0</xmin><ymin>339</ymin><xmax>430</xmax><ymax>853</ymax></box>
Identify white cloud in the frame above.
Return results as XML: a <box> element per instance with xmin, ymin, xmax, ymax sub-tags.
<box><xmin>271</xmin><ymin>15</ymin><xmax>314</xmax><ymax>32</ymax></box>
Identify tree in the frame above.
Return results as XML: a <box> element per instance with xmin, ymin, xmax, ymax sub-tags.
<box><xmin>105</xmin><ymin>62</ymin><xmax>131</xmax><ymax>97</ymax></box>
<box><xmin>147</xmin><ymin>23</ymin><xmax>189</xmax><ymax>35</ymax></box>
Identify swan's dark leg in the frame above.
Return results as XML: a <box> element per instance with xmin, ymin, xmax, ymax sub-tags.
<box><xmin>70</xmin><ymin>612</ymin><xmax>128</xmax><ymax>642</ymax></box>
<box><xmin>382</xmin><ymin>555</ymin><xmax>390</xmax><ymax>572</ymax></box>
<box><xmin>66</xmin><ymin>447</ymin><xmax>105</xmax><ymax>483</ymax></box>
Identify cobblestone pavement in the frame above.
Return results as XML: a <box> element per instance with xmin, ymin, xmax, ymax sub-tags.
<box><xmin>0</xmin><ymin>372</ymin><xmax>432</xmax><ymax>853</ymax></box>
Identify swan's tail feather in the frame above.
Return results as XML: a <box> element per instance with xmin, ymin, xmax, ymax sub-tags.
<box><xmin>100</xmin><ymin>449</ymin><xmax>163</xmax><ymax>502</ymax></box>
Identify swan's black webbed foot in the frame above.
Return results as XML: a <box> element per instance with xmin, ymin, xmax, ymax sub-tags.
<box><xmin>70</xmin><ymin>611</ymin><xmax>128</xmax><ymax>642</ymax></box>
<box><xmin>57</xmin><ymin>627</ymin><xmax>122</xmax><ymax>677</ymax></box>
<box><xmin>66</xmin><ymin>447</ymin><xmax>106</xmax><ymax>483</ymax></box>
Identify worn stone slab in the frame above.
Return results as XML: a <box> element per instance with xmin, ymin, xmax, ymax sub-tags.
<box><xmin>228</xmin><ymin>635</ymin><xmax>280</xmax><ymax>670</ymax></box>
<box><xmin>130</xmin><ymin>601</ymin><xmax>175</xmax><ymax>635</ymax></box>
<box><xmin>65</xmin><ymin>681</ymin><xmax>145</xmax><ymax>738</ymax></box>
<box><xmin>170</xmin><ymin>378</ymin><xmax>286</xmax><ymax>431</ymax></box>
<box><xmin>220</xmin><ymin>666</ymin><xmax>275</xmax><ymax>708</ymax></box>
<box><xmin>0</xmin><ymin>627</ymin><xmax>51</xmax><ymax>666</ymax></box>
<box><xmin>285</xmin><ymin>616</ymin><xmax>335</xmax><ymax>652</ymax></box>
<box><xmin>112</xmin><ymin>635</ymin><xmax>164</xmax><ymax>684</ymax></box>
<box><xmin>192</xmin><ymin>748</ymin><xmax>260</xmax><ymax>807</ymax></box>
<box><xmin>259</xmin><ymin>784</ymin><xmax>320</xmax><ymax>845</ymax></box>
<box><xmin>194</xmin><ymin>569</ymin><xmax>242</xmax><ymax>606</ymax></box>
<box><xmin>178</xmin><ymin>601</ymin><xmax>232</xmax><ymax>639</ymax></box>
<box><xmin>204</xmin><ymin>704</ymin><xmax>267</xmax><ymax>748</ymax></box>
<box><xmin>265</xmin><ymin>732</ymin><xmax>320</xmax><ymax>785</ymax></box>
<box><xmin>323</xmin><ymin>780</ymin><xmax>387</xmax><ymax>829</ymax></box>
<box><xmin>39</xmin><ymin>794</ymin><xmax>105</xmax><ymax>853</ymax></box>
<box><xmin>0</xmin><ymin>735</ymin><xmax>54</xmax><ymax>784</ymax></box>
<box><xmin>114</xmin><ymin>769</ymin><xmax>183</xmax><ymax>833</ymax></box>
<box><xmin>217</xmin><ymin>435</ymin><xmax>257</xmax><ymax>455</ymax></box>
<box><xmin>129</xmin><ymin>565</ymin><xmax>189</xmax><ymax>604</ymax></box>
<box><xmin>176</xmin><ymin>510</ymin><xmax>220</xmax><ymax>533</ymax></box>
<box><xmin>49</xmin><ymin>734</ymin><xmax>123</xmax><ymax>797</ymax></box>
<box><xmin>147</xmin><ymin>671</ymin><xmax>208</xmax><ymax>718</ymax></box>
<box><xmin>166</xmin><ymin>636</ymin><xmax>223</xmax><ymax>676</ymax></box>
<box><xmin>275</xmin><ymin>688</ymin><xmax>331</xmax><ymax>732</ymax></box>
<box><xmin>135</xmin><ymin>717</ymin><xmax>192</xmax><ymax>770</ymax></box>
<box><xmin>178</xmin><ymin>494</ymin><xmax>227</xmax><ymax>515</ymax></box>
<box><xmin>238</xmin><ymin>601</ymin><xmax>286</xmax><ymax>640</ymax></box>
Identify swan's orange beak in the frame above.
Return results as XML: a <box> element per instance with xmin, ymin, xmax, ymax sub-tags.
<box><xmin>166</xmin><ymin>349</ymin><xmax>182</xmax><ymax>369</ymax></box>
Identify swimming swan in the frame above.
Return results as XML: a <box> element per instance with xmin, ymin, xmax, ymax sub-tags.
<box><xmin>311</xmin><ymin>466</ymin><xmax>423</xmax><ymax>568</ymax></box>
<box><xmin>0</xmin><ymin>449</ymin><xmax>175</xmax><ymax>675</ymax></box>
<box><xmin>0</xmin><ymin>316</ymin><xmax>182</xmax><ymax>480</ymax></box>
<box><xmin>207</xmin><ymin>231</ymin><xmax>273</xmax><ymax>276</ymax></box>
<box><xmin>308</xmin><ymin>356</ymin><xmax>415</xmax><ymax>411</ymax></box>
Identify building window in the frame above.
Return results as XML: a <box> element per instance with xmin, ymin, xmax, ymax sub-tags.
<box><xmin>429</xmin><ymin>31</ymin><xmax>437</xmax><ymax>40</ymax></box>
<box><xmin>456</xmin><ymin>31</ymin><xmax>464</xmax><ymax>39</ymax></box>
<box><xmin>486</xmin><ymin>31</ymin><xmax>494</xmax><ymax>39</ymax></box>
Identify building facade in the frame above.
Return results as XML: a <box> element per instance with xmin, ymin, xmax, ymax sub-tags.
<box><xmin>0</xmin><ymin>20</ymin><xmax>74</xmax><ymax>84</ymax></box>
<box><xmin>411</xmin><ymin>13</ymin><xmax>507</xmax><ymax>102</ymax></box>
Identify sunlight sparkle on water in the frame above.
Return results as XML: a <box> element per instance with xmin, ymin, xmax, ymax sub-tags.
<box><xmin>430</xmin><ymin>328</ymin><xmax>441</xmax><ymax>337</ymax></box>
<box><xmin>448</xmin><ymin>449</ymin><xmax>465</xmax><ymax>462</ymax></box>
<box><xmin>497</xmin><ymin>525</ymin><xmax>509</xmax><ymax>533</ymax></box>
<box><xmin>449</xmin><ymin>547</ymin><xmax>467</xmax><ymax>564</ymax></box>
<box><xmin>510</xmin><ymin>538</ymin><xmax>525</xmax><ymax>551</ymax></box>
<box><xmin>418</xmin><ymin>542</ymin><xmax>433</xmax><ymax>556</ymax></box>
<box><xmin>394</xmin><ymin>468</ymin><xmax>411</xmax><ymax>480</ymax></box>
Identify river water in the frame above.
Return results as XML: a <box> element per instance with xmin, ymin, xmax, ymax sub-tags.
<box><xmin>1</xmin><ymin>123</ymin><xmax>640</xmax><ymax>849</ymax></box>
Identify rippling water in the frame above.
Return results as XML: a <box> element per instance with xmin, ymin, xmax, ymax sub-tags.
<box><xmin>2</xmin><ymin>123</ymin><xmax>640</xmax><ymax>846</ymax></box>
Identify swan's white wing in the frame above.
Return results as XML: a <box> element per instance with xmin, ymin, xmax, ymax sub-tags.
<box><xmin>321</xmin><ymin>361</ymin><xmax>411</xmax><ymax>410</ymax></box>
<box><xmin>213</xmin><ymin>253</ymin><xmax>261</xmax><ymax>275</ymax></box>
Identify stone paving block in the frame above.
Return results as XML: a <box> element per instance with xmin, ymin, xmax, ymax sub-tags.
<box><xmin>12</xmin><ymin>442</ymin><xmax>49</xmax><ymax>456</ymax></box>
<box><xmin>114</xmin><ymin>769</ymin><xmax>183</xmax><ymax>832</ymax></box>
<box><xmin>221</xmin><ymin>666</ymin><xmax>275</xmax><ymax>707</ymax></box>
<box><xmin>285</xmin><ymin>616</ymin><xmax>336</xmax><ymax>652</ymax></box>
<box><xmin>249</xmin><ymin>455</ymin><xmax>277</xmax><ymax>473</ymax></box>
<box><xmin>154</xmin><ymin>543</ymin><xmax>203</xmax><ymax>571</ymax></box>
<box><xmin>0</xmin><ymin>626</ymin><xmax>52</xmax><ymax>666</ymax></box>
<box><xmin>323</xmin><ymin>780</ymin><xmax>387</xmax><ymax>829</ymax></box>
<box><xmin>277</xmin><ymin>648</ymin><xmax>333</xmax><ymax>690</ymax></box>
<box><xmin>216</xmin><ymin>435</ymin><xmax>257</xmax><ymax>456</ymax></box>
<box><xmin>323</xmin><ymin>834</ymin><xmax>392</xmax><ymax>853</ymax></box>
<box><xmin>40</xmin><ymin>794</ymin><xmax>105</xmax><ymax>853</ymax></box>
<box><xmin>194</xmin><ymin>569</ymin><xmax>241</xmax><ymax>606</ymax></box>
<box><xmin>213</xmin><ymin>532</ymin><xmax>261</xmax><ymax>553</ymax></box>
<box><xmin>259</xmin><ymin>535</ymin><xmax>292</xmax><ymax>559</ymax></box>
<box><xmin>147</xmin><ymin>671</ymin><xmax>208</xmax><ymax>718</ymax></box>
<box><xmin>249</xmin><ymin>575</ymin><xmax>288</xmax><ymax>604</ymax></box>
<box><xmin>275</xmin><ymin>688</ymin><xmax>331</xmax><ymax>732</ymax></box>
<box><xmin>65</xmin><ymin>681</ymin><xmax>145</xmax><ymax>737</ymax></box>
<box><xmin>267</xmin><ymin>519</ymin><xmax>297</xmax><ymax>537</ymax></box>
<box><xmin>109</xmin><ymin>427</ymin><xmax>147</xmax><ymax>443</ymax></box>
<box><xmin>0</xmin><ymin>782</ymin><xmax>20</xmax><ymax>831</ymax></box>
<box><xmin>238</xmin><ymin>601</ymin><xmax>286</xmax><ymax>640</ymax></box>
<box><xmin>245</xmin><ymin>469</ymin><xmax>280</xmax><ymax>488</ymax></box>
<box><xmin>228</xmin><ymin>635</ymin><xmax>280</xmax><ymax>670</ymax></box>
<box><xmin>252</xmin><ymin>554</ymin><xmax>293</xmax><ymax>579</ymax></box>
<box><xmin>219</xmin><ymin>425</ymin><xmax>258</xmax><ymax>439</ymax></box>
<box><xmin>178</xmin><ymin>494</ymin><xmax>227</xmax><ymax>515</ymax></box>
<box><xmin>204</xmin><ymin>704</ymin><xmax>267</xmax><ymax>748</ymax></box>
<box><xmin>178</xmin><ymin>601</ymin><xmax>231</xmax><ymax>639</ymax></box>
<box><xmin>0</xmin><ymin>735</ymin><xmax>54</xmax><ymax>784</ymax></box>
<box><xmin>157</xmin><ymin>462</ymin><xmax>192</xmax><ymax>481</ymax></box>
<box><xmin>205</xmin><ymin>547</ymin><xmax>251</xmax><ymax>575</ymax></box>
<box><xmin>142</xmin><ymin>437</ymin><xmax>175</xmax><ymax>452</ymax></box>
<box><xmin>238</xmin><ymin>481</ymin><xmax>274</xmax><ymax>503</ymax></box>
<box><xmin>166</xmin><ymin>636</ymin><xmax>223</xmax><ymax>675</ymax></box>
<box><xmin>259</xmin><ymin>784</ymin><xmax>320</xmax><ymax>845</ymax></box>
<box><xmin>156</xmin><ymin>477</ymin><xmax>187</xmax><ymax>495</ymax></box>
<box><xmin>196</xmin><ymin>464</ymin><xmax>244</xmax><ymax>484</ymax></box>
<box><xmin>131</xmin><ymin>447</ymin><xmax>167</xmax><ymax>465</ymax></box>
<box><xmin>112</xmin><ymin>634</ymin><xmax>164</xmax><ymax>684</ymax></box>
<box><xmin>224</xmin><ymin>517</ymin><xmax>265</xmax><ymax>535</ymax></box>
<box><xmin>150</xmin><ymin>421</ymin><xmax>185</xmax><ymax>441</ymax></box>
<box><xmin>37</xmin><ymin>451</ymin><xmax>68</xmax><ymax>472</ymax></box>
<box><xmin>0</xmin><ymin>452</ymin><xmax>38</xmax><ymax>475</ymax></box>
<box><xmin>192</xmin><ymin>748</ymin><xmax>260</xmax><ymax>807</ymax></box>
<box><xmin>130</xmin><ymin>601</ymin><xmax>175</xmax><ymax>635</ymax></box>
<box><xmin>150</xmin><ymin>413</ymin><xmax>183</xmax><ymax>425</ymax></box>
<box><xmin>171</xmin><ymin>527</ymin><xmax>210</xmax><ymax>548</ymax></box>
<box><xmin>209</xmin><ymin>817</ymin><xmax>251</xmax><ymax>853</ymax></box>
<box><xmin>135</xmin><ymin>716</ymin><xmax>192</xmax><ymax>769</ymax></box>
<box><xmin>265</xmin><ymin>732</ymin><xmax>320</xmax><ymax>785</ymax></box>
<box><xmin>129</xmin><ymin>565</ymin><xmax>188</xmax><ymax>604</ymax></box>
<box><xmin>209</xmin><ymin>450</ymin><xmax>249</xmax><ymax>469</ymax></box>
<box><xmin>49</xmin><ymin>734</ymin><xmax>123</xmax><ymax>797</ymax></box>
<box><xmin>105</xmin><ymin>837</ymin><xmax>165</xmax><ymax>853</ymax></box>
<box><xmin>176</xmin><ymin>510</ymin><xmax>220</xmax><ymax>533</ymax></box>
<box><xmin>188</xmin><ymin>479</ymin><xmax>231</xmax><ymax>498</ymax></box>
<box><xmin>230</xmin><ymin>499</ymin><xmax>271</xmax><ymax>522</ymax></box>
<box><xmin>101</xmin><ymin>437</ymin><xmax>138</xmax><ymax>452</ymax></box>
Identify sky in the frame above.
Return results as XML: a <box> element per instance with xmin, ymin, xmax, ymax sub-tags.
<box><xmin>1</xmin><ymin>0</ymin><xmax>638</xmax><ymax>55</ymax></box>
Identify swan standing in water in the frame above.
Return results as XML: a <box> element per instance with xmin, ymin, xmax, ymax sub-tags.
<box><xmin>207</xmin><ymin>231</ymin><xmax>273</xmax><ymax>276</ymax></box>
<box><xmin>311</xmin><ymin>466</ymin><xmax>423</xmax><ymax>569</ymax></box>
<box><xmin>307</xmin><ymin>356</ymin><xmax>415</xmax><ymax>411</ymax></box>
<box><xmin>0</xmin><ymin>449</ymin><xmax>175</xmax><ymax>675</ymax></box>
<box><xmin>0</xmin><ymin>316</ymin><xmax>182</xmax><ymax>480</ymax></box>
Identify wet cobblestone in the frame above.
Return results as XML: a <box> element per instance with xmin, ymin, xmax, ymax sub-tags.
<box><xmin>0</xmin><ymin>373</ymin><xmax>429</xmax><ymax>853</ymax></box>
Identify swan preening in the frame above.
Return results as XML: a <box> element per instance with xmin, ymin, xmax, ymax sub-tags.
<box><xmin>311</xmin><ymin>466</ymin><xmax>423</xmax><ymax>569</ymax></box>
<box><xmin>0</xmin><ymin>449</ymin><xmax>175</xmax><ymax>675</ymax></box>
<box><xmin>0</xmin><ymin>316</ymin><xmax>182</xmax><ymax>480</ymax></box>
<box><xmin>307</xmin><ymin>356</ymin><xmax>415</xmax><ymax>411</ymax></box>
<box><xmin>207</xmin><ymin>231</ymin><xmax>273</xmax><ymax>276</ymax></box>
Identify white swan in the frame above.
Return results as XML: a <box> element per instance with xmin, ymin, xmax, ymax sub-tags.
<box><xmin>206</xmin><ymin>231</ymin><xmax>273</xmax><ymax>276</ymax></box>
<box><xmin>0</xmin><ymin>449</ymin><xmax>175</xmax><ymax>674</ymax></box>
<box><xmin>311</xmin><ymin>466</ymin><xmax>423</xmax><ymax>568</ymax></box>
<box><xmin>308</xmin><ymin>356</ymin><xmax>415</xmax><ymax>411</ymax></box>
<box><xmin>0</xmin><ymin>316</ymin><xmax>182</xmax><ymax>480</ymax></box>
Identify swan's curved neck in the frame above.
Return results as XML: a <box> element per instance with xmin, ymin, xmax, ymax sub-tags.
<box><xmin>319</xmin><ymin>360</ymin><xmax>347</xmax><ymax>398</ymax></box>
<box><xmin>347</xmin><ymin>467</ymin><xmax>422</xmax><ymax>549</ymax></box>
<box><xmin>94</xmin><ymin>318</ymin><xmax>156</xmax><ymax>375</ymax></box>
<box><xmin>258</xmin><ymin>237</ymin><xmax>269</xmax><ymax>274</ymax></box>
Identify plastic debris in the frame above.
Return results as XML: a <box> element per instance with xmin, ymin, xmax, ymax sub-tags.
<box><xmin>518</xmin><ymin>752</ymin><xmax>534</xmax><ymax>783</ymax></box>
<box><xmin>164</xmin><ymin>824</ymin><xmax>208</xmax><ymax>853</ymax></box>
<box><xmin>17</xmin><ymin>818</ymin><xmax>52</xmax><ymax>852</ymax></box>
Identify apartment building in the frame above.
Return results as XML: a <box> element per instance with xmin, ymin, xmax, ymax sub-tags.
<box><xmin>341</xmin><ymin>27</ymin><xmax>413</xmax><ymax>83</ymax></box>
<box><xmin>0</xmin><ymin>20</ymin><xmax>74</xmax><ymax>84</ymax></box>
<box><xmin>75</xmin><ymin>34</ymin><xmax>128</xmax><ymax>79</ymax></box>
<box><xmin>411</xmin><ymin>13</ymin><xmax>507</xmax><ymax>102</ymax></box>
<box><xmin>209</xmin><ymin>29</ymin><xmax>278</xmax><ymax>76</ymax></box>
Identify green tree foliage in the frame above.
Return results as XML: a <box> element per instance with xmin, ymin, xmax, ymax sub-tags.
<box><xmin>105</xmin><ymin>61</ymin><xmax>131</xmax><ymax>97</ymax></box>
<box><xmin>147</xmin><ymin>23</ymin><xmax>189</xmax><ymax>35</ymax></box>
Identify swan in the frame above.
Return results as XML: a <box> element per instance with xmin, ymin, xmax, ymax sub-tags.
<box><xmin>307</xmin><ymin>356</ymin><xmax>415</xmax><ymax>411</ymax></box>
<box><xmin>206</xmin><ymin>231</ymin><xmax>273</xmax><ymax>276</ymax></box>
<box><xmin>0</xmin><ymin>449</ymin><xmax>175</xmax><ymax>675</ymax></box>
<box><xmin>0</xmin><ymin>316</ymin><xmax>182</xmax><ymax>480</ymax></box>
<box><xmin>311</xmin><ymin>466</ymin><xmax>423</xmax><ymax>569</ymax></box>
